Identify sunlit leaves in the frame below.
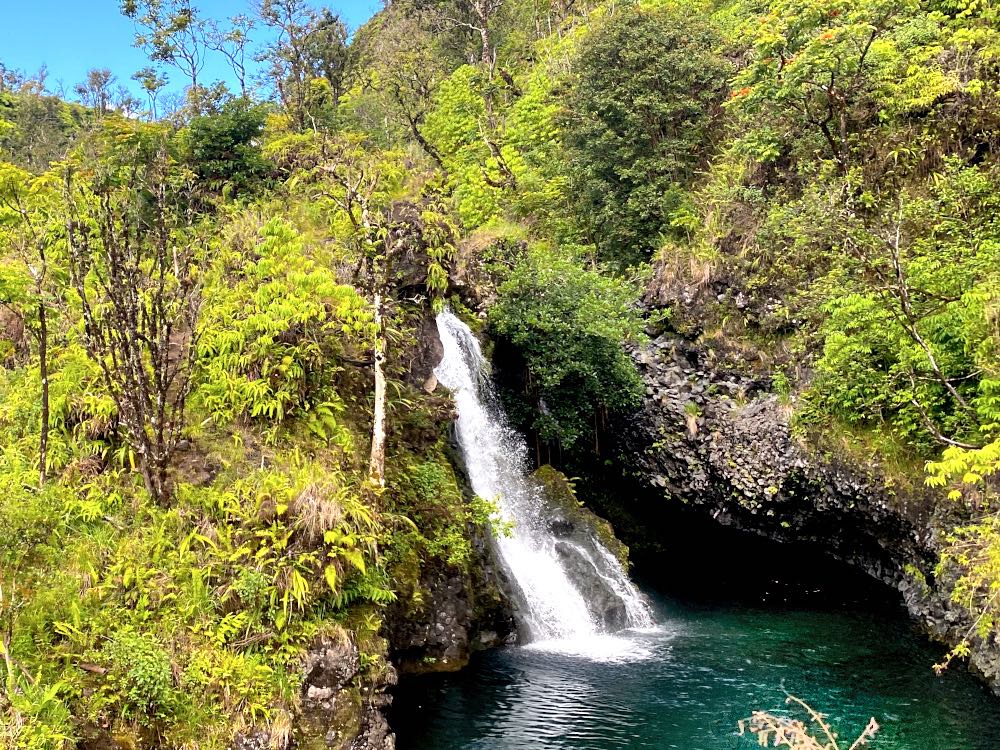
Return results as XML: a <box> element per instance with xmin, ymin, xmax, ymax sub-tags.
<box><xmin>196</xmin><ymin>218</ymin><xmax>371</xmax><ymax>433</ymax></box>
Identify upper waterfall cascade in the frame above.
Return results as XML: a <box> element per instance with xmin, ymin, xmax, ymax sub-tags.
<box><xmin>433</xmin><ymin>310</ymin><xmax>654</xmax><ymax>647</ymax></box>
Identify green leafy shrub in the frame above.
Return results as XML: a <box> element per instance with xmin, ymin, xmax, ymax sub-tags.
<box><xmin>490</xmin><ymin>245</ymin><xmax>645</xmax><ymax>447</ymax></box>
<box><xmin>182</xmin><ymin>648</ymin><xmax>276</xmax><ymax>723</ymax></box>
<box><xmin>1</xmin><ymin>681</ymin><xmax>75</xmax><ymax>750</ymax></box>
<box><xmin>803</xmin><ymin>162</ymin><xmax>1000</xmax><ymax>453</ymax></box>
<box><xmin>105</xmin><ymin>630</ymin><xmax>177</xmax><ymax>722</ymax></box>
<box><xmin>182</xmin><ymin>99</ymin><xmax>272</xmax><ymax>197</ymax></box>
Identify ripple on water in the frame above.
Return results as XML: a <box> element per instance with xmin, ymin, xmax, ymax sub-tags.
<box><xmin>393</xmin><ymin>598</ymin><xmax>1000</xmax><ymax>750</ymax></box>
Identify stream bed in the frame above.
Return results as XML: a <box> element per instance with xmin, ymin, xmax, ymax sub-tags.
<box><xmin>393</xmin><ymin>579</ymin><xmax>1000</xmax><ymax>749</ymax></box>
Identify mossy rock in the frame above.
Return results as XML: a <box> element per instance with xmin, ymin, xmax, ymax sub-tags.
<box><xmin>532</xmin><ymin>465</ymin><xmax>630</xmax><ymax>567</ymax></box>
<box><xmin>296</xmin><ymin>686</ymin><xmax>363</xmax><ymax>750</ymax></box>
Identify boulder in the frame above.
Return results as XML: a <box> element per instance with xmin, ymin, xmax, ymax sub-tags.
<box><xmin>533</xmin><ymin>465</ymin><xmax>635</xmax><ymax>631</ymax></box>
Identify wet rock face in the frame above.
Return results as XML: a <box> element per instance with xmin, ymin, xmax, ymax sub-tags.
<box><xmin>388</xmin><ymin>565</ymin><xmax>476</xmax><ymax>673</ymax></box>
<box><xmin>615</xmin><ymin>332</ymin><xmax>1000</xmax><ymax>693</ymax></box>
<box><xmin>387</xmin><ymin>201</ymin><xmax>430</xmax><ymax>295</ymax></box>
<box><xmin>534</xmin><ymin>466</ymin><xmax>633</xmax><ymax>630</ymax></box>
<box><xmin>406</xmin><ymin>315</ymin><xmax>444</xmax><ymax>389</ymax></box>
<box><xmin>552</xmin><ymin>539</ymin><xmax>628</xmax><ymax>631</ymax></box>
<box><xmin>449</xmin><ymin>232</ymin><xmax>528</xmax><ymax>312</ymax></box>
<box><xmin>386</xmin><ymin>533</ymin><xmax>517</xmax><ymax>675</ymax></box>
<box><xmin>384</xmin><ymin>434</ymin><xmax>517</xmax><ymax>674</ymax></box>
<box><xmin>535</xmin><ymin>466</ymin><xmax>630</xmax><ymax>567</ymax></box>
<box><xmin>303</xmin><ymin>633</ymin><xmax>362</xmax><ymax>693</ymax></box>
<box><xmin>297</xmin><ymin>633</ymin><xmax>398</xmax><ymax>750</ymax></box>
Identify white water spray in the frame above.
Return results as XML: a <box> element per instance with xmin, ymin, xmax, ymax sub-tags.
<box><xmin>433</xmin><ymin>311</ymin><xmax>654</xmax><ymax>651</ymax></box>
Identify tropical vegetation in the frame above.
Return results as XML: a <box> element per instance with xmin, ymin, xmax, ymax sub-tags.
<box><xmin>1</xmin><ymin>0</ymin><xmax>1000</xmax><ymax>745</ymax></box>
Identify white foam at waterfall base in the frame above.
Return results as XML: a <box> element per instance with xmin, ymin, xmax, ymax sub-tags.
<box><xmin>433</xmin><ymin>310</ymin><xmax>656</xmax><ymax>658</ymax></box>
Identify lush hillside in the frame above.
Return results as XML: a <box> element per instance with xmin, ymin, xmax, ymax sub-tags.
<box><xmin>1</xmin><ymin>0</ymin><xmax>999</xmax><ymax>746</ymax></box>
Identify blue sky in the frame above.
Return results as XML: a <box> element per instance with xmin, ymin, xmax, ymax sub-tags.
<box><xmin>0</xmin><ymin>1</ymin><xmax>381</xmax><ymax>98</ymax></box>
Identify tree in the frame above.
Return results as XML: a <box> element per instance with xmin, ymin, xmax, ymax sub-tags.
<box><xmin>265</xmin><ymin>132</ymin><xmax>408</xmax><ymax>493</ymax></box>
<box><xmin>443</xmin><ymin>0</ymin><xmax>520</xmax><ymax>189</ymax></box>
<box><xmin>0</xmin><ymin>63</ymin><xmax>25</xmax><ymax>95</ymax></box>
<box><xmin>489</xmin><ymin>246</ymin><xmax>645</xmax><ymax>450</ymax></box>
<box><xmin>566</xmin><ymin>4</ymin><xmax>730</xmax><ymax>264</ymax></box>
<box><xmin>808</xmin><ymin>161</ymin><xmax>1000</xmax><ymax>452</ymax></box>
<box><xmin>356</xmin><ymin>3</ymin><xmax>452</xmax><ymax>169</ymax></box>
<box><xmin>122</xmin><ymin>0</ymin><xmax>208</xmax><ymax>107</ymax></box>
<box><xmin>730</xmin><ymin>0</ymin><xmax>934</xmax><ymax>173</ymax></box>
<box><xmin>429</xmin><ymin>0</ymin><xmax>503</xmax><ymax>69</ymax></box>
<box><xmin>303</xmin><ymin>9</ymin><xmax>350</xmax><ymax>104</ymax></box>
<box><xmin>183</xmin><ymin>98</ymin><xmax>270</xmax><ymax>195</ymax></box>
<box><xmin>257</xmin><ymin>0</ymin><xmax>314</xmax><ymax>127</ymax></box>
<box><xmin>113</xmin><ymin>83</ymin><xmax>144</xmax><ymax>118</ymax></box>
<box><xmin>466</xmin><ymin>0</ymin><xmax>501</xmax><ymax>69</ymax></box>
<box><xmin>74</xmin><ymin>68</ymin><xmax>116</xmax><ymax>117</ymax></box>
<box><xmin>0</xmin><ymin>165</ymin><xmax>63</xmax><ymax>485</ymax></box>
<box><xmin>257</xmin><ymin>1</ymin><xmax>349</xmax><ymax>131</ymax></box>
<box><xmin>0</xmin><ymin>80</ymin><xmax>87</xmax><ymax>172</ymax></box>
<box><xmin>132</xmin><ymin>67</ymin><xmax>168</xmax><ymax>120</ymax></box>
<box><xmin>205</xmin><ymin>14</ymin><xmax>256</xmax><ymax>99</ymax></box>
<box><xmin>63</xmin><ymin>132</ymin><xmax>202</xmax><ymax>504</ymax></box>
<box><xmin>315</xmin><ymin>138</ymin><xmax>392</xmax><ymax>491</ymax></box>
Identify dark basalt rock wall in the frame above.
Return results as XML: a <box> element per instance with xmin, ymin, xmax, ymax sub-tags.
<box><xmin>297</xmin><ymin>633</ymin><xmax>396</xmax><ymax>750</ymax></box>
<box><xmin>613</xmin><ymin>332</ymin><xmax>1000</xmax><ymax>693</ymax></box>
<box><xmin>386</xmin><ymin>533</ymin><xmax>517</xmax><ymax>675</ymax></box>
<box><xmin>619</xmin><ymin>336</ymin><xmax>934</xmax><ymax>583</ymax></box>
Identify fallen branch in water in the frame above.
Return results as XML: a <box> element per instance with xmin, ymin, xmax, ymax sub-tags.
<box><xmin>738</xmin><ymin>695</ymin><xmax>879</xmax><ymax>749</ymax></box>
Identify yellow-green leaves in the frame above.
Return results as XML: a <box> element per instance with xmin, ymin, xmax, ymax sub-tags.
<box><xmin>927</xmin><ymin>439</ymin><xmax>1000</xmax><ymax>496</ymax></box>
<box><xmin>197</xmin><ymin>218</ymin><xmax>370</xmax><ymax>433</ymax></box>
<box><xmin>324</xmin><ymin>563</ymin><xmax>338</xmax><ymax>592</ymax></box>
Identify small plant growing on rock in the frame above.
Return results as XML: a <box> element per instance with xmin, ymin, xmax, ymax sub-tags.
<box><xmin>105</xmin><ymin>630</ymin><xmax>177</xmax><ymax>722</ymax></box>
<box><xmin>738</xmin><ymin>695</ymin><xmax>879</xmax><ymax>749</ymax></box>
<box><xmin>684</xmin><ymin>401</ymin><xmax>701</xmax><ymax>437</ymax></box>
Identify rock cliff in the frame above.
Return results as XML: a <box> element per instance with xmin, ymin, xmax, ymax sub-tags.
<box><xmin>611</xmin><ymin>330</ymin><xmax>1000</xmax><ymax>692</ymax></box>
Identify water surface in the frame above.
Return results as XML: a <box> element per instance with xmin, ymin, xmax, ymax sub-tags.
<box><xmin>394</xmin><ymin>584</ymin><xmax>1000</xmax><ymax>749</ymax></box>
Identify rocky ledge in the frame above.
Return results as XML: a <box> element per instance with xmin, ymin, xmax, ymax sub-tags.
<box><xmin>613</xmin><ymin>332</ymin><xmax>1000</xmax><ymax>693</ymax></box>
<box><xmin>232</xmin><ymin>630</ymin><xmax>396</xmax><ymax>750</ymax></box>
<box><xmin>386</xmin><ymin>532</ymin><xmax>516</xmax><ymax>676</ymax></box>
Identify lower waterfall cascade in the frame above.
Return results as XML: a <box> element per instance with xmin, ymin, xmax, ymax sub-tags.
<box><xmin>433</xmin><ymin>310</ymin><xmax>655</xmax><ymax>652</ymax></box>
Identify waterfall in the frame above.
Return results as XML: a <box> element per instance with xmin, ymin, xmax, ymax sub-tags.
<box><xmin>433</xmin><ymin>310</ymin><xmax>655</xmax><ymax>651</ymax></box>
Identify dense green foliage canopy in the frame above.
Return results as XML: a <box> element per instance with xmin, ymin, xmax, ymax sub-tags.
<box><xmin>490</xmin><ymin>247</ymin><xmax>644</xmax><ymax>446</ymax></box>
<box><xmin>565</xmin><ymin>3</ymin><xmax>730</xmax><ymax>264</ymax></box>
<box><xmin>3</xmin><ymin>0</ymin><xmax>1000</xmax><ymax>744</ymax></box>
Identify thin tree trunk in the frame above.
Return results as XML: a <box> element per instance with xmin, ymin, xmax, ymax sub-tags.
<box><xmin>404</xmin><ymin>111</ymin><xmax>447</xmax><ymax>172</ymax></box>
<box><xmin>887</xmin><ymin>206</ymin><xmax>977</xmax><ymax>421</ymax></box>
<box><xmin>480</xmin><ymin>25</ymin><xmax>492</xmax><ymax>70</ymax></box>
<box><xmin>37</xmin><ymin>299</ymin><xmax>48</xmax><ymax>487</ymax></box>
<box><xmin>368</xmin><ymin>292</ymin><xmax>387</xmax><ymax>493</ymax></box>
